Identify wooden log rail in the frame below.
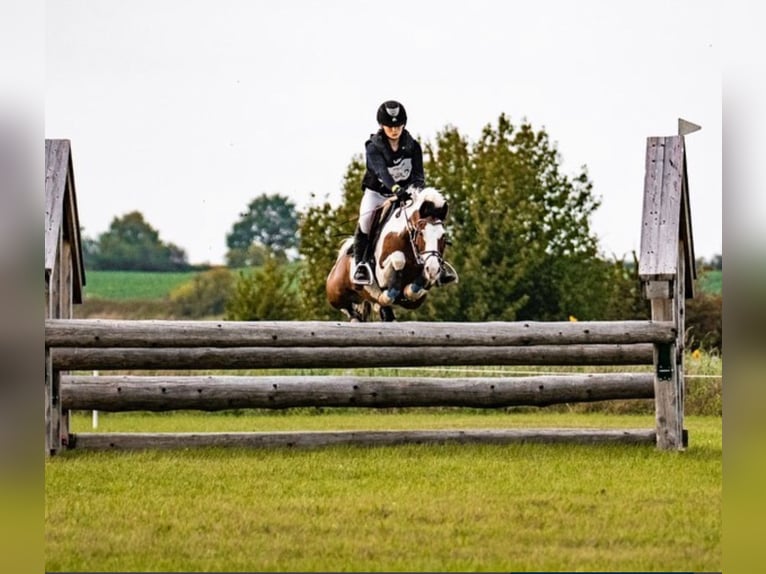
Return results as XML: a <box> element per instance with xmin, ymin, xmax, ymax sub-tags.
<box><xmin>51</xmin><ymin>344</ymin><xmax>656</xmax><ymax>371</ymax></box>
<box><xmin>46</xmin><ymin>319</ymin><xmax>676</xmax><ymax>348</ymax></box>
<box><xmin>70</xmin><ymin>428</ymin><xmax>660</xmax><ymax>451</ymax></box>
<box><xmin>43</xmin><ymin>319</ymin><xmax>680</xmax><ymax>453</ymax></box>
<box><xmin>46</xmin><ymin>319</ymin><xmax>672</xmax><ymax>371</ymax></box>
<box><xmin>62</xmin><ymin>373</ymin><xmax>654</xmax><ymax>411</ymax></box>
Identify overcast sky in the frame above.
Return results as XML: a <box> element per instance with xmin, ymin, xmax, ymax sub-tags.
<box><xmin>45</xmin><ymin>0</ymin><xmax>723</xmax><ymax>265</ymax></box>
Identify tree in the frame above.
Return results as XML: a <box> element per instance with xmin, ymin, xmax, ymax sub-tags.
<box><xmin>225</xmin><ymin>255</ymin><xmax>300</xmax><ymax>320</ymax></box>
<box><xmin>168</xmin><ymin>267</ymin><xmax>235</xmax><ymax>318</ymax></box>
<box><xmin>299</xmin><ymin>114</ymin><xmax>640</xmax><ymax>322</ymax></box>
<box><xmin>296</xmin><ymin>157</ymin><xmax>366</xmax><ymax>319</ymax></box>
<box><xmin>418</xmin><ymin>115</ymin><xmax>631</xmax><ymax>321</ymax></box>
<box><xmin>226</xmin><ymin>193</ymin><xmax>299</xmax><ymax>266</ymax></box>
<box><xmin>85</xmin><ymin>211</ymin><xmax>190</xmax><ymax>271</ymax></box>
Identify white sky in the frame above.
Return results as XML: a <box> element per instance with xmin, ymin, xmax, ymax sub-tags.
<box><xmin>45</xmin><ymin>0</ymin><xmax>723</xmax><ymax>266</ymax></box>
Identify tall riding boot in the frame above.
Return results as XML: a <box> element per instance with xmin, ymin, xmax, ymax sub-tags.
<box><xmin>351</xmin><ymin>228</ymin><xmax>373</xmax><ymax>285</ymax></box>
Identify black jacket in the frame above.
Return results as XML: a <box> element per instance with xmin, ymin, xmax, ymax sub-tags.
<box><xmin>361</xmin><ymin>129</ymin><xmax>425</xmax><ymax>195</ymax></box>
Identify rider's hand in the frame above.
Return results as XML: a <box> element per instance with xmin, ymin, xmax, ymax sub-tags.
<box><xmin>392</xmin><ymin>184</ymin><xmax>411</xmax><ymax>202</ymax></box>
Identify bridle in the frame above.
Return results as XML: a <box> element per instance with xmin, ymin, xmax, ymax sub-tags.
<box><xmin>403</xmin><ymin>207</ymin><xmax>445</xmax><ymax>269</ymax></box>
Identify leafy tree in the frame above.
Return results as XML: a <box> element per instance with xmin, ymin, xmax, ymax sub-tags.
<box><xmin>226</xmin><ymin>193</ymin><xmax>299</xmax><ymax>266</ymax></box>
<box><xmin>594</xmin><ymin>252</ymin><xmax>650</xmax><ymax>321</ymax></box>
<box><xmin>686</xmin><ymin>292</ymin><xmax>722</xmax><ymax>353</ymax></box>
<box><xmin>422</xmin><ymin>115</ymin><xmax>625</xmax><ymax>321</ymax></box>
<box><xmin>225</xmin><ymin>256</ymin><xmax>300</xmax><ymax>320</ymax></box>
<box><xmin>168</xmin><ymin>267</ymin><xmax>235</xmax><ymax>318</ymax></box>
<box><xmin>296</xmin><ymin>157</ymin><xmax>365</xmax><ymax>319</ymax></box>
<box><xmin>299</xmin><ymin>114</ymin><xmax>644</xmax><ymax>322</ymax></box>
<box><xmin>85</xmin><ymin>211</ymin><xmax>190</xmax><ymax>271</ymax></box>
<box><xmin>696</xmin><ymin>254</ymin><xmax>722</xmax><ymax>272</ymax></box>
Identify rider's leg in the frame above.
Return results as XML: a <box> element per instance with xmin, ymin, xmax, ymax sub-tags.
<box><xmin>351</xmin><ymin>189</ymin><xmax>385</xmax><ymax>285</ymax></box>
<box><xmin>351</xmin><ymin>227</ymin><xmax>372</xmax><ymax>284</ymax></box>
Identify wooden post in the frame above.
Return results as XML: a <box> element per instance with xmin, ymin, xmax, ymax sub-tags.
<box><xmin>639</xmin><ymin>134</ymin><xmax>695</xmax><ymax>450</ymax></box>
<box><xmin>45</xmin><ymin>139</ymin><xmax>85</xmax><ymax>456</ymax></box>
<box><xmin>45</xmin><ymin>348</ymin><xmax>64</xmax><ymax>455</ymax></box>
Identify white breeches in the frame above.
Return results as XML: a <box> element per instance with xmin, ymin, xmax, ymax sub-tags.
<box><xmin>358</xmin><ymin>188</ymin><xmax>388</xmax><ymax>235</ymax></box>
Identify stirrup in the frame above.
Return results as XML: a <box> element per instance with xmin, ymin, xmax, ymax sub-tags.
<box><xmin>351</xmin><ymin>262</ymin><xmax>373</xmax><ymax>285</ymax></box>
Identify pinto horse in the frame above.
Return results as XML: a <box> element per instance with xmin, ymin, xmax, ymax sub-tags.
<box><xmin>326</xmin><ymin>187</ymin><xmax>456</xmax><ymax>322</ymax></box>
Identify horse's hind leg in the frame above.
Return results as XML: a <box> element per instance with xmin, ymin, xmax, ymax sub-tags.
<box><xmin>346</xmin><ymin>300</ymin><xmax>371</xmax><ymax>322</ymax></box>
<box><xmin>379</xmin><ymin>306</ymin><xmax>396</xmax><ymax>322</ymax></box>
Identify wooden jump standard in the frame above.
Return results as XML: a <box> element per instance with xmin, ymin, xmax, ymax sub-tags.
<box><xmin>44</xmin><ymin>132</ymin><xmax>695</xmax><ymax>454</ymax></box>
<box><xmin>46</xmin><ymin>319</ymin><xmax>679</xmax><ymax>453</ymax></box>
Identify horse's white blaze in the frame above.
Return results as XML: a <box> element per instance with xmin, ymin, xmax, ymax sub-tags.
<box><xmin>422</xmin><ymin>223</ymin><xmax>444</xmax><ymax>282</ymax></box>
<box><xmin>359</xmin><ymin>186</ymin><xmax>448</xmax><ymax>292</ymax></box>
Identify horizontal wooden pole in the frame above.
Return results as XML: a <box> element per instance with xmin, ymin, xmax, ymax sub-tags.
<box><xmin>45</xmin><ymin>319</ymin><xmax>676</xmax><ymax>348</ymax></box>
<box><xmin>52</xmin><ymin>344</ymin><xmax>655</xmax><ymax>371</ymax></box>
<box><xmin>62</xmin><ymin>373</ymin><xmax>654</xmax><ymax>411</ymax></box>
<box><xmin>69</xmin><ymin>428</ymin><xmax>658</xmax><ymax>450</ymax></box>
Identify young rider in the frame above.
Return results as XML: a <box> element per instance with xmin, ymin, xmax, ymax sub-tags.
<box><xmin>351</xmin><ymin>100</ymin><xmax>425</xmax><ymax>285</ymax></box>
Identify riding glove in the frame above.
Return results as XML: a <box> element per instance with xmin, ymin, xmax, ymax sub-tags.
<box><xmin>392</xmin><ymin>184</ymin><xmax>411</xmax><ymax>202</ymax></box>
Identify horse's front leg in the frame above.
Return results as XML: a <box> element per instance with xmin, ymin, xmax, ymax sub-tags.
<box><xmin>376</xmin><ymin>250</ymin><xmax>406</xmax><ymax>305</ymax></box>
<box><xmin>403</xmin><ymin>276</ymin><xmax>429</xmax><ymax>302</ymax></box>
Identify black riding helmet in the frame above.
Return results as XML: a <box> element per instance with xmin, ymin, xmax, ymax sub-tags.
<box><xmin>377</xmin><ymin>100</ymin><xmax>407</xmax><ymax>127</ymax></box>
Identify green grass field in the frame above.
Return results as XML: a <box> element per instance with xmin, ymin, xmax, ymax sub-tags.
<box><xmin>82</xmin><ymin>268</ymin><xmax>722</xmax><ymax>304</ymax></box>
<box><xmin>82</xmin><ymin>270</ymin><xmax>200</xmax><ymax>300</ymax></box>
<box><xmin>698</xmin><ymin>269</ymin><xmax>722</xmax><ymax>294</ymax></box>
<box><xmin>45</xmin><ymin>412</ymin><xmax>721</xmax><ymax>572</ymax></box>
<box><xmin>60</xmin><ymin>270</ymin><xmax>722</xmax><ymax>571</ymax></box>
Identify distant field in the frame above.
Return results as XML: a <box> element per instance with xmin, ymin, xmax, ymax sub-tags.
<box><xmin>83</xmin><ymin>267</ymin><xmax>722</xmax><ymax>302</ymax></box>
<box><xmin>82</xmin><ymin>270</ymin><xmax>200</xmax><ymax>300</ymax></box>
<box><xmin>698</xmin><ymin>270</ymin><xmax>722</xmax><ymax>295</ymax></box>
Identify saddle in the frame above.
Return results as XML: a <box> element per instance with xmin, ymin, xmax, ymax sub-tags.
<box><xmin>347</xmin><ymin>197</ymin><xmax>400</xmax><ymax>265</ymax></box>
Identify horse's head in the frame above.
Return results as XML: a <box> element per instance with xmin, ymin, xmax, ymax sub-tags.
<box><xmin>409</xmin><ymin>188</ymin><xmax>449</xmax><ymax>284</ymax></box>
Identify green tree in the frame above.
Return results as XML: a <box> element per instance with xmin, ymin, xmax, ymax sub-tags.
<box><xmin>299</xmin><ymin>114</ymin><xmax>643</xmax><ymax>322</ymax></box>
<box><xmin>225</xmin><ymin>256</ymin><xmax>300</xmax><ymax>320</ymax></box>
<box><xmin>296</xmin><ymin>157</ymin><xmax>365</xmax><ymax>319</ymax></box>
<box><xmin>168</xmin><ymin>267</ymin><xmax>235</xmax><ymax>318</ymax></box>
<box><xmin>86</xmin><ymin>211</ymin><xmax>190</xmax><ymax>271</ymax></box>
<box><xmin>422</xmin><ymin>115</ymin><xmax>624</xmax><ymax>321</ymax></box>
<box><xmin>226</xmin><ymin>193</ymin><xmax>299</xmax><ymax>266</ymax></box>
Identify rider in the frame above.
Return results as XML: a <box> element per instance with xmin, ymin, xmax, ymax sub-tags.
<box><xmin>351</xmin><ymin>100</ymin><xmax>425</xmax><ymax>285</ymax></box>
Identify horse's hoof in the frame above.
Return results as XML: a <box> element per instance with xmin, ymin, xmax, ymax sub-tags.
<box><xmin>403</xmin><ymin>284</ymin><xmax>426</xmax><ymax>301</ymax></box>
<box><xmin>379</xmin><ymin>291</ymin><xmax>396</xmax><ymax>306</ymax></box>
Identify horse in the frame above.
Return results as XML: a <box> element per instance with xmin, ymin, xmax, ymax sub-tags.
<box><xmin>326</xmin><ymin>187</ymin><xmax>456</xmax><ymax>322</ymax></box>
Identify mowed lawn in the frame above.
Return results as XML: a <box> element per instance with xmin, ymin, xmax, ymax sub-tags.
<box><xmin>45</xmin><ymin>412</ymin><xmax>721</xmax><ymax>572</ymax></box>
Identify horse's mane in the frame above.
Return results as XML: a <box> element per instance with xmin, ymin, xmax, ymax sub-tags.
<box><xmin>415</xmin><ymin>187</ymin><xmax>446</xmax><ymax>209</ymax></box>
<box><xmin>414</xmin><ymin>187</ymin><xmax>448</xmax><ymax>221</ymax></box>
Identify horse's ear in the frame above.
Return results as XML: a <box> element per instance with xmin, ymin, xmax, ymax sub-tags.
<box><xmin>419</xmin><ymin>200</ymin><xmax>449</xmax><ymax>221</ymax></box>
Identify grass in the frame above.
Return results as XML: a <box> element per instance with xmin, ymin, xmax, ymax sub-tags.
<box><xmin>46</xmin><ymin>412</ymin><xmax>721</xmax><ymax>572</ymax></box>
<box><xmin>85</xmin><ymin>270</ymin><xmax>723</xmax><ymax>310</ymax></box>
<box><xmin>81</xmin><ymin>268</ymin><xmax>723</xmax><ymax>303</ymax></box>
<box><xmin>82</xmin><ymin>270</ymin><xmax>200</xmax><ymax>300</ymax></box>
<box><xmin>697</xmin><ymin>269</ymin><xmax>722</xmax><ymax>295</ymax></box>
